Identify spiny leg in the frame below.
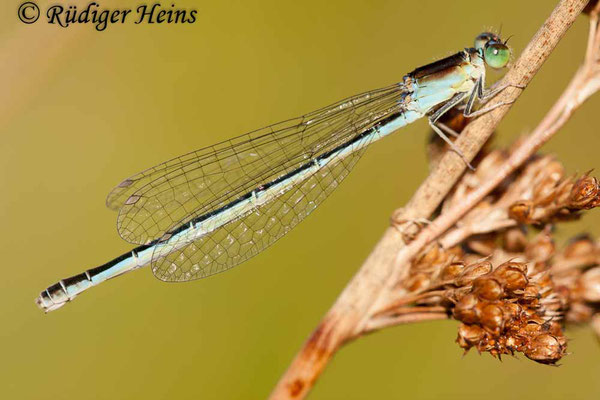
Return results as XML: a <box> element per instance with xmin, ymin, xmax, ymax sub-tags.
<box><xmin>429</xmin><ymin>120</ymin><xmax>475</xmax><ymax>171</ymax></box>
<box><xmin>428</xmin><ymin>92</ymin><xmax>475</xmax><ymax>170</ymax></box>
<box><xmin>464</xmin><ymin>78</ymin><xmax>524</xmax><ymax>115</ymax></box>
<box><xmin>463</xmin><ymin>99</ymin><xmax>515</xmax><ymax>118</ymax></box>
<box><xmin>436</xmin><ymin>121</ymin><xmax>461</xmax><ymax>138</ymax></box>
<box><xmin>480</xmin><ymin>81</ymin><xmax>526</xmax><ymax>103</ymax></box>
<box><xmin>426</xmin><ymin>80</ymin><xmax>524</xmax><ymax>170</ymax></box>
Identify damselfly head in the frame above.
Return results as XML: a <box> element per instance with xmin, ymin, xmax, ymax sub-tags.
<box><xmin>475</xmin><ymin>32</ymin><xmax>511</xmax><ymax>69</ymax></box>
<box><xmin>474</xmin><ymin>32</ymin><xmax>501</xmax><ymax>51</ymax></box>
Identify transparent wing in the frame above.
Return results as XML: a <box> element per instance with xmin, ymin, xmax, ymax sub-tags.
<box><xmin>151</xmin><ymin>132</ymin><xmax>373</xmax><ymax>281</ymax></box>
<box><xmin>107</xmin><ymin>83</ymin><xmax>405</xmax><ymax>246</ymax></box>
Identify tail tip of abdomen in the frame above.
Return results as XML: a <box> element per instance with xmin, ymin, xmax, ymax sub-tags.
<box><xmin>35</xmin><ymin>283</ymin><xmax>70</xmax><ymax>313</ymax></box>
<box><xmin>35</xmin><ymin>294</ymin><xmax>67</xmax><ymax>313</ymax></box>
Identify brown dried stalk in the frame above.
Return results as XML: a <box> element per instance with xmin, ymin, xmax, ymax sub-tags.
<box><xmin>270</xmin><ymin>1</ymin><xmax>592</xmax><ymax>399</ymax></box>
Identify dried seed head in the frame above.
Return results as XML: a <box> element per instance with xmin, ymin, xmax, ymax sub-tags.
<box><xmin>565</xmin><ymin>302</ymin><xmax>594</xmax><ymax>324</ymax></box>
<box><xmin>520</xmin><ymin>319</ymin><xmax>545</xmax><ymax>335</ymax></box>
<box><xmin>508</xmin><ymin>201</ymin><xmax>534</xmax><ymax>223</ymax></box>
<box><xmin>526</xmin><ymin>231</ymin><xmax>555</xmax><ymax>262</ymax></box>
<box><xmin>502</xmin><ymin>228</ymin><xmax>528</xmax><ymax>253</ymax></box>
<box><xmin>532</xmin><ymin>272</ymin><xmax>554</xmax><ymax>296</ymax></box>
<box><xmin>456</xmin><ymin>323</ymin><xmax>486</xmax><ymax>348</ymax></box>
<box><xmin>494</xmin><ymin>262</ymin><xmax>529</xmax><ymax>292</ymax></box>
<box><xmin>412</xmin><ymin>244</ymin><xmax>463</xmax><ymax>274</ymax></box>
<box><xmin>502</xmin><ymin>302</ymin><xmax>523</xmax><ymax>320</ymax></box>
<box><xmin>444</xmin><ymin>257</ymin><xmax>568</xmax><ymax>364</ymax></box>
<box><xmin>440</xmin><ymin>262</ymin><xmax>466</xmax><ymax>281</ymax></box>
<box><xmin>523</xmin><ymin>334</ymin><xmax>566</xmax><ymax>364</ymax></box>
<box><xmin>568</xmin><ymin>175</ymin><xmax>600</xmax><ymax>209</ymax></box>
<box><xmin>480</xmin><ymin>303</ymin><xmax>505</xmax><ymax>333</ymax></box>
<box><xmin>563</xmin><ymin>234</ymin><xmax>596</xmax><ymax>258</ymax></box>
<box><xmin>405</xmin><ymin>273</ymin><xmax>431</xmax><ymax>293</ymax></box>
<box><xmin>522</xmin><ymin>284</ymin><xmax>541</xmax><ymax>301</ymax></box>
<box><xmin>420</xmin><ymin>244</ymin><xmax>444</xmax><ymax>264</ymax></box>
<box><xmin>519</xmin><ymin>155</ymin><xmax>563</xmax><ymax>204</ymax></box>
<box><xmin>581</xmin><ymin>267</ymin><xmax>600</xmax><ymax>302</ymax></box>
<box><xmin>457</xmin><ymin>261</ymin><xmax>493</xmax><ymax>286</ymax></box>
<box><xmin>472</xmin><ymin>277</ymin><xmax>504</xmax><ymax>301</ymax></box>
<box><xmin>400</xmin><ymin>153</ymin><xmax>600</xmax><ymax>365</ymax></box>
<box><xmin>453</xmin><ymin>294</ymin><xmax>480</xmax><ymax>324</ymax></box>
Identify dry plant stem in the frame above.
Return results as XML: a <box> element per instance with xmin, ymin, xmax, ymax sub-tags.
<box><xmin>362</xmin><ymin>312</ymin><xmax>448</xmax><ymax>335</ymax></box>
<box><xmin>440</xmin><ymin>218</ymin><xmax>516</xmax><ymax>249</ymax></box>
<box><xmin>269</xmin><ymin>2</ymin><xmax>587</xmax><ymax>399</ymax></box>
<box><xmin>372</xmin><ymin>289</ymin><xmax>451</xmax><ymax>315</ymax></box>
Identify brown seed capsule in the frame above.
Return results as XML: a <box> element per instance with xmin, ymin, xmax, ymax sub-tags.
<box><xmin>504</xmin><ymin>334</ymin><xmax>522</xmax><ymax>351</ymax></box>
<box><xmin>416</xmin><ymin>244</ymin><xmax>443</xmax><ymax>267</ymax></box>
<box><xmin>502</xmin><ymin>228</ymin><xmax>528</xmax><ymax>253</ymax></box>
<box><xmin>456</xmin><ymin>323</ymin><xmax>485</xmax><ymax>349</ymax></box>
<box><xmin>500</xmin><ymin>261</ymin><xmax>528</xmax><ymax>273</ymax></box>
<box><xmin>581</xmin><ymin>267</ymin><xmax>600</xmax><ymax>302</ymax></box>
<box><xmin>566</xmin><ymin>302</ymin><xmax>594</xmax><ymax>323</ymax></box>
<box><xmin>494</xmin><ymin>263</ymin><xmax>529</xmax><ymax>291</ymax></box>
<box><xmin>523</xmin><ymin>334</ymin><xmax>565</xmax><ymax>364</ymax></box>
<box><xmin>405</xmin><ymin>273</ymin><xmax>431</xmax><ymax>293</ymax></box>
<box><xmin>440</xmin><ymin>262</ymin><xmax>465</xmax><ymax>281</ymax></box>
<box><xmin>480</xmin><ymin>303</ymin><xmax>504</xmax><ymax>333</ymax></box>
<box><xmin>508</xmin><ymin>201</ymin><xmax>534</xmax><ymax>223</ymax></box>
<box><xmin>526</xmin><ymin>232</ymin><xmax>555</xmax><ymax>262</ymax></box>
<box><xmin>519</xmin><ymin>320</ymin><xmax>544</xmax><ymax>337</ymax></box>
<box><xmin>522</xmin><ymin>284</ymin><xmax>541</xmax><ymax>301</ymax></box>
<box><xmin>569</xmin><ymin>175</ymin><xmax>600</xmax><ymax>209</ymax></box>
<box><xmin>547</xmin><ymin>321</ymin><xmax>564</xmax><ymax>338</ymax></box>
<box><xmin>502</xmin><ymin>302</ymin><xmax>522</xmax><ymax>321</ymax></box>
<box><xmin>587</xmin><ymin>195</ymin><xmax>600</xmax><ymax>209</ymax></box>
<box><xmin>457</xmin><ymin>261</ymin><xmax>493</xmax><ymax>286</ymax></box>
<box><xmin>563</xmin><ymin>234</ymin><xmax>596</xmax><ymax>258</ymax></box>
<box><xmin>453</xmin><ymin>294</ymin><xmax>480</xmax><ymax>324</ymax></box>
<box><xmin>472</xmin><ymin>277</ymin><xmax>504</xmax><ymax>301</ymax></box>
<box><xmin>532</xmin><ymin>272</ymin><xmax>554</xmax><ymax>296</ymax></box>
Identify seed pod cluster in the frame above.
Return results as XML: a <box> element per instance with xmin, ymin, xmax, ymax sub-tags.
<box><xmin>508</xmin><ymin>172</ymin><xmax>600</xmax><ymax>225</ymax></box>
<box><xmin>551</xmin><ymin>235</ymin><xmax>600</xmax><ymax>326</ymax></box>
<box><xmin>391</xmin><ymin>147</ymin><xmax>600</xmax><ymax>365</ymax></box>
<box><xmin>452</xmin><ymin>261</ymin><xmax>567</xmax><ymax>364</ymax></box>
<box><xmin>398</xmin><ymin>222</ymin><xmax>600</xmax><ymax>364</ymax></box>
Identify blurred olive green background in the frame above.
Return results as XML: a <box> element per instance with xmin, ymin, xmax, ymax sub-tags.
<box><xmin>2</xmin><ymin>0</ymin><xmax>600</xmax><ymax>399</ymax></box>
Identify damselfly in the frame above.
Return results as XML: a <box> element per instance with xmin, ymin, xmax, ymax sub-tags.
<box><xmin>36</xmin><ymin>32</ymin><xmax>515</xmax><ymax>312</ymax></box>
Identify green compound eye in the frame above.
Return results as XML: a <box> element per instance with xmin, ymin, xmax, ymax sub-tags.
<box><xmin>474</xmin><ymin>32</ymin><xmax>500</xmax><ymax>51</ymax></box>
<box><xmin>484</xmin><ymin>41</ymin><xmax>510</xmax><ymax>69</ymax></box>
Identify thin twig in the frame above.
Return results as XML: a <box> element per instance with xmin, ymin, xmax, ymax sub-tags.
<box><xmin>269</xmin><ymin>1</ymin><xmax>588</xmax><ymax>399</ymax></box>
<box><xmin>372</xmin><ymin>291</ymin><xmax>450</xmax><ymax>317</ymax></box>
<box><xmin>440</xmin><ymin>218</ymin><xmax>516</xmax><ymax>249</ymax></box>
<box><xmin>362</xmin><ymin>312</ymin><xmax>449</xmax><ymax>336</ymax></box>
